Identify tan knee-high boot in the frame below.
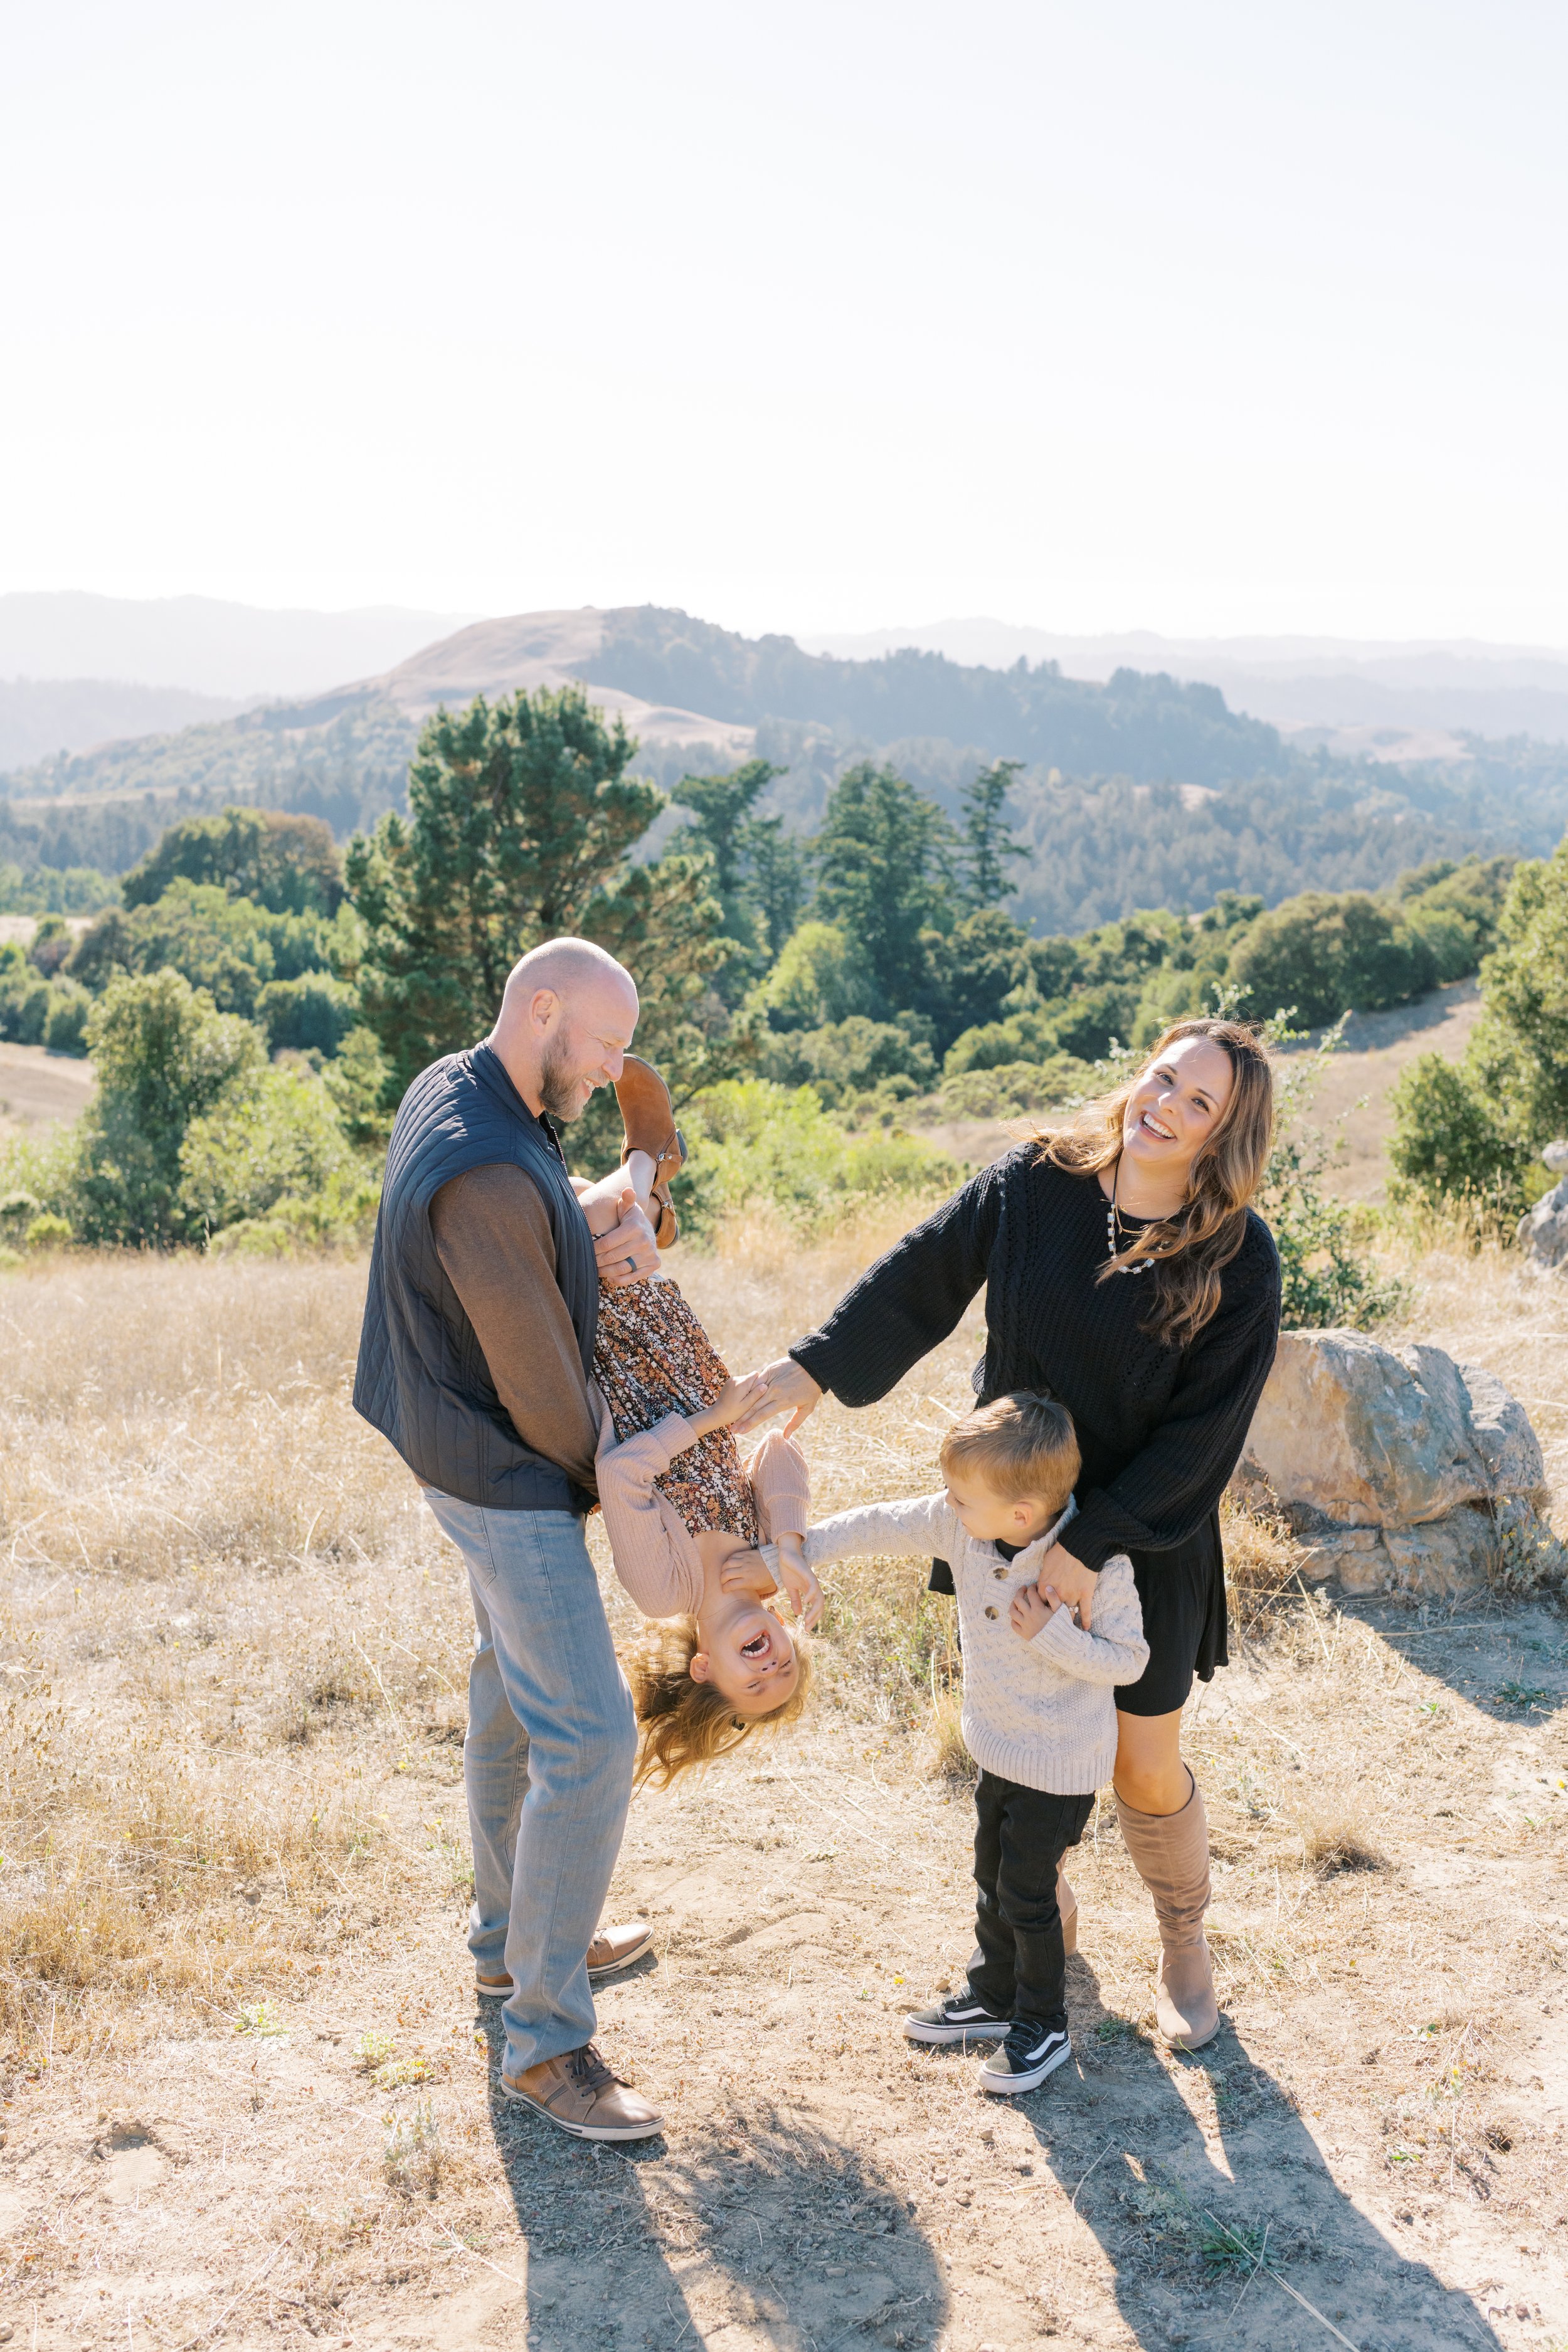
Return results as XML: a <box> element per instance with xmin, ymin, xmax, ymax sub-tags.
<box><xmin>1115</xmin><ymin>1775</ymin><xmax>1219</xmax><ymax>2050</ymax></box>
<box><xmin>1056</xmin><ymin>1867</ymin><xmax>1078</xmax><ymax>1959</ymax></box>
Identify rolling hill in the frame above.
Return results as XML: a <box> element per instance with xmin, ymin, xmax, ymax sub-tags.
<box><xmin>5</xmin><ymin>605</ymin><xmax>1568</xmax><ymax>934</ymax></box>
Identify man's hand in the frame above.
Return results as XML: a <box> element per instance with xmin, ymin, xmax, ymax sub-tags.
<box><xmin>1030</xmin><ymin>1540</ymin><xmax>1098</xmax><ymax>1629</ymax></box>
<box><xmin>733</xmin><ymin>1356</ymin><xmax>824</xmax><ymax>1438</ymax></box>
<box><xmin>594</xmin><ymin>1195</ymin><xmax>660</xmax><ymax>1289</ymax></box>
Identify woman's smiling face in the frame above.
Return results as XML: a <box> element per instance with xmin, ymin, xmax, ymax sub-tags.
<box><xmin>1120</xmin><ymin>1036</ymin><xmax>1236</xmax><ymax>1189</ymax></box>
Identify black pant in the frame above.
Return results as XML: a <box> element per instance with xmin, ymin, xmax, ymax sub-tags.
<box><xmin>967</xmin><ymin>1772</ymin><xmax>1094</xmax><ymax>2033</ymax></box>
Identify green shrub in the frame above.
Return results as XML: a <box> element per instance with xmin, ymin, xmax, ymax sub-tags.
<box><xmin>24</xmin><ymin>1211</ymin><xmax>72</xmax><ymax>1251</ymax></box>
<box><xmin>1261</xmin><ymin>1131</ymin><xmax>1407</xmax><ymax>1328</ymax></box>
<box><xmin>177</xmin><ymin>1061</ymin><xmax>352</xmax><ymax>1234</ymax></box>
<box><xmin>256</xmin><ymin>972</ymin><xmax>360</xmax><ymax>1055</ymax></box>
<box><xmin>756</xmin><ymin>1013</ymin><xmax>936</xmax><ymax>1104</ymax></box>
<box><xmin>70</xmin><ymin>971</ymin><xmax>266</xmax><ymax>1247</ymax></box>
<box><xmin>322</xmin><ymin>1025</ymin><xmax>396</xmax><ymax>1148</ymax></box>
<box><xmin>206</xmin><ymin>1158</ymin><xmax>382</xmax><ymax>1256</ymax></box>
<box><xmin>42</xmin><ymin>979</ymin><xmax>91</xmax><ymax>1056</ymax></box>
<box><xmin>120</xmin><ymin>805</ymin><xmax>343</xmax><ymax>916</ymax></box>
<box><xmin>1227</xmin><ymin>891</ymin><xmax>1435</xmax><ymax>1026</ymax></box>
<box><xmin>753</xmin><ymin>921</ymin><xmax>874</xmax><ymax>1030</ymax></box>
<box><xmin>1387</xmin><ymin>1051</ymin><xmax>1540</xmax><ymax>1232</ymax></box>
<box><xmin>1387</xmin><ymin>840</ymin><xmax>1568</xmax><ymax>1231</ymax></box>
<box><xmin>673</xmin><ymin>1079</ymin><xmax>958</xmax><ymax>1235</ymax></box>
<box><xmin>937</xmin><ymin>1057</ymin><xmax>1091</xmax><ymax>1119</ymax></box>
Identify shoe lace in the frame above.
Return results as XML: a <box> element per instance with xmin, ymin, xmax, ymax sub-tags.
<box><xmin>567</xmin><ymin>2042</ymin><xmax>622</xmax><ymax>2099</ymax></box>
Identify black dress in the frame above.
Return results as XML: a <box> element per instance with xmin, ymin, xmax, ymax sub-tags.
<box><xmin>790</xmin><ymin>1147</ymin><xmax>1281</xmax><ymax>1716</ymax></box>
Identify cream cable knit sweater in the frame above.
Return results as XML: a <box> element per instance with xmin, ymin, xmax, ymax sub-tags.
<box><xmin>802</xmin><ymin>1496</ymin><xmax>1148</xmax><ymax>1794</ymax></box>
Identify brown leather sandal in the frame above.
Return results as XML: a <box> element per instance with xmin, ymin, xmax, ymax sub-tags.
<box><xmin>613</xmin><ymin>1054</ymin><xmax>687</xmax><ymax>1248</ymax></box>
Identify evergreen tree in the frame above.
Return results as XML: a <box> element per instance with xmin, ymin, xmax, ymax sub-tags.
<box><xmin>812</xmin><ymin>762</ymin><xmax>953</xmax><ymax>1009</ymax></box>
<box><xmin>669</xmin><ymin>760</ymin><xmax>784</xmax><ymax>904</ymax></box>
<box><xmin>956</xmin><ymin>759</ymin><xmax>1029</xmax><ymax>910</ymax></box>
<box><xmin>122</xmin><ymin>805</ymin><xmax>342</xmax><ymax>916</ymax></box>
<box><xmin>743</xmin><ymin>815</ymin><xmax>812</xmax><ymax>959</ymax></box>
<box><xmin>344</xmin><ymin>684</ymin><xmax>733</xmax><ymax>1108</ymax></box>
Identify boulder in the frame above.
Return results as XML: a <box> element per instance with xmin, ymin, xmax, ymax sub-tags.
<box><xmin>1235</xmin><ymin>1328</ymin><xmax>1554</xmax><ymax>1596</ymax></box>
<box><xmin>1518</xmin><ymin>1176</ymin><xmax>1568</xmax><ymax>1273</ymax></box>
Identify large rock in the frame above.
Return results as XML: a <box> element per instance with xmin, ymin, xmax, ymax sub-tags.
<box><xmin>1236</xmin><ymin>1328</ymin><xmax>1553</xmax><ymax>1596</ymax></box>
<box><xmin>1518</xmin><ymin>1175</ymin><xmax>1568</xmax><ymax>1273</ymax></box>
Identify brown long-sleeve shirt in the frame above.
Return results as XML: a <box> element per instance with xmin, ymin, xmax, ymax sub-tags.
<box><xmin>430</xmin><ymin>1162</ymin><xmax>600</xmax><ymax>1496</ymax></box>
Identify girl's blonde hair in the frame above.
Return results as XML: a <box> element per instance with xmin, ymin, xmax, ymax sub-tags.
<box><xmin>628</xmin><ymin>1617</ymin><xmax>813</xmax><ymax>1790</ymax></box>
<box><xmin>1032</xmin><ymin>1017</ymin><xmax>1275</xmax><ymax>1349</ymax></box>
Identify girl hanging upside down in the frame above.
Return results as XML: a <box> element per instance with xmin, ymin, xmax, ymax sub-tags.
<box><xmin>573</xmin><ymin>1122</ymin><xmax>822</xmax><ymax>1788</ymax></box>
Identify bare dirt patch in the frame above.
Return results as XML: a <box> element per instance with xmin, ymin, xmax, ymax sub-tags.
<box><xmin>2</xmin><ymin>1224</ymin><xmax>1564</xmax><ymax>2352</ymax></box>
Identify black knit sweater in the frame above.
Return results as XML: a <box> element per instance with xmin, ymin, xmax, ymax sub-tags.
<box><xmin>792</xmin><ymin>1147</ymin><xmax>1281</xmax><ymax>1586</ymax></box>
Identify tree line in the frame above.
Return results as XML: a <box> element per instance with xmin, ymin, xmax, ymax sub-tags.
<box><xmin>0</xmin><ymin>681</ymin><xmax>1556</xmax><ymax>1257</ymax></box>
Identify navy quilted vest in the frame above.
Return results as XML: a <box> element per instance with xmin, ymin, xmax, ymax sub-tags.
<box><xmin>353</xmin><ymin>1042</ymin><xmax>598</xmax><ymax>1512</ymax></box>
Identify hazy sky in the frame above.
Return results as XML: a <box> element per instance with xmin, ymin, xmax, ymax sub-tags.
<box><xmin>4</xmin><ymin>1</ymin><xmax>1566</xmax><ymax>642</ymax></box>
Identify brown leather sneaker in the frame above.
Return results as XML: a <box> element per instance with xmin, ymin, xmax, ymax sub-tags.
<box><xmin>477</xmin><ymin>1917</ymin><xmax>654</xmax><ymax>2001</ymax></box>
<box><xmin>501</xmin><ymin>2043</ymin><xmax>664</xmax><ymax>2141</ymax></box>
<box><xmin>588</xmin><ymin>1919</ymin><xmax>655</xmax><ymax>1979</ymax></box>
<box><xmin>613</xmin><ymin>1054</ymin><xmax>686</xmax><ymax>1247</ymax></box>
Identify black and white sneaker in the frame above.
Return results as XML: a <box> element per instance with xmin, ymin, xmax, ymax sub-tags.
<box><xmin>978</xmin><ymin>2023</ymin><xmax>1072</xmax><ymax>2094</ymax></box>
<box><xmin>903</xmin><ymin>1993</ymin><xmax>1012</xmax><ymax>2045</ymax></box>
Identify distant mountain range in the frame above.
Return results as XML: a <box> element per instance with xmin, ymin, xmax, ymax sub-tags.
<box><xmin>802</xmin><ymin>619</ymin><xmax>1568</xmax><ymax>755</ymax></box>
<box><xmin>6</xmin><ymin>602</ymin><xmax>1568</xmax><ymax>935</ymax></box>
<box><xmin>0</xmin><ymin>592</ymin><xmax>475</xmax><ymax>701</ymax></box>
<box><xmin>0</xmin><ymin>676</ymin><xmax>248</xmax><ymax>771</ymax></box>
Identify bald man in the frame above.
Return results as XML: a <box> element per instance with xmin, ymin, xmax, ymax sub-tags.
<box><xmin>355</xmin><ymin>938</ymin><xmax>664</xmax><ymax>2140</ymax></box>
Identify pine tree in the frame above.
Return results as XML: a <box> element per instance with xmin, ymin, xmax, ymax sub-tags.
<box><xmin>813</xmin><ymin>762</ymin><xmax>953</xmax><ymax>1009</ymax></box>
<box><xmin>957</xmin><ymin>759</ymin><xmax>1029</xmax><ymax>910</ymax></box>
<box><xmin>344</xmin><ymin>685</ymin><xmax>731</xmax><ymax>1105</ymax></box>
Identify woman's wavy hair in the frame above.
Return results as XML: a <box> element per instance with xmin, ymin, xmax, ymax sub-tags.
<box><xmin>1032</xmin><ymin>1017</ymin><xmax>1275</xmax><ymax>1349</ymax></box>
<box><xmin>628</xmin><ymin>1616</ymin><xmax>813</xmax><ymax>1790</ymax></box>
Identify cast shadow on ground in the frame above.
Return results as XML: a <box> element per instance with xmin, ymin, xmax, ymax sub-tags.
<box><xmin>1327</xmin><ymin>1591</ymin><xmax>1568</xmax><ymax>1732</ymax></box>
<box><xmin>973</xmin><ymin>1952</ymin><xmax>1507</xmax><ymax>2352</ymax></box>
<box><xmin>477</xmin><ymin>2003</ymin><xmax>948</xmax><ymax>2352</ymax></box>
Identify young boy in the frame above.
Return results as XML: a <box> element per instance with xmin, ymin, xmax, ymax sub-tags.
<box><xmin>798</xmin><ymin>1392</ymin><xmax>1148</xmax><ymax>2095</ymax></box>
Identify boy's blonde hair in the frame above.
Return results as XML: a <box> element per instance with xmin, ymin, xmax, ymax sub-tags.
<box><xmin>938</xmin><ymin>1390</ymin><xmax>1081</xmax><ymax>1508</ymax></box>
<box><xmin>628</xmin><ymin>1618</ymin><xmax>813</xmax><ymax>1789</ymax></box>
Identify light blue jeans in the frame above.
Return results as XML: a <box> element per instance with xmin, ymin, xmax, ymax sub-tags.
<box><xmin>423</xmin><ymin>1493</ymin><xmax>638</xmax><ymax>2077</ymax></box>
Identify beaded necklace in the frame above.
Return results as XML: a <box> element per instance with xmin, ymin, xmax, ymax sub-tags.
<box><xmin>1105</xmin><ymin>1162</ymin><xmax>1155</xmax><ymax>1275</ymax></box>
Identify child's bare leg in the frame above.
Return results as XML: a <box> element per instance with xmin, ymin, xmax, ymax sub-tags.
<box><xmin>576</xmin><ymin>1151</ymin><xmax>657</xmax><ymax>1239</ymax></box>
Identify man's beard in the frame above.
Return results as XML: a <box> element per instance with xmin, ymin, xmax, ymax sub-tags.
<box><xmin>538</xmin><ymin>1034</ymin><xmax>587</xmax><ymax>1122</ymax></box>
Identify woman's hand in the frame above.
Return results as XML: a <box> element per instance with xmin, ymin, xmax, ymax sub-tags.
<box><xmin>1031</xmin><ymin>1540</ymin><xmax>1099</xmax><ymax>1629</ymax></box>
<box><xmin>773</xmin><ymin>1532</ymin><xmax>824</xmax><ymax>1631</ymax></box>
<box><xmin>688</xmin><ymin>1372</ymin><xmax>768</xmax><ymax>1438</ymax></box>
<box><xmin>733</xmin><ymin>1357</ymin><xmax>824</xmax><ymax>1438</ymax></box>
<box><xmin>595</xmin><ymin>1195</ymin><xmax>660</xmax><ymax>1289</ymax></box>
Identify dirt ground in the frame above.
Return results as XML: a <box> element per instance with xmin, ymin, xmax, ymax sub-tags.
<box><xmin>2</xmin><ymin>1219</ymin><xmax>1566</xmax><ymax>2352</ymax></box>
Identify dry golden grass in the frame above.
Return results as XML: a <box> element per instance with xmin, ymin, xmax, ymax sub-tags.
<box><xmin>0</xmin><ymin>1210</ymin><xmax>1565</xmax><ymax>2352</ymax></box>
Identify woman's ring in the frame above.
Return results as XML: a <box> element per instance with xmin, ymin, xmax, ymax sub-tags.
<box><xmin>625</xmin><ymin>1256</ymin><xmax>636</xmax><ymax>1274</ymax></box>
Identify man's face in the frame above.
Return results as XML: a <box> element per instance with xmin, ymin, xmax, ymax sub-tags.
<box><xmin>536</xmin><ymin>984</ymin><xmax>638</xmax><ymax>1121</ymax></box>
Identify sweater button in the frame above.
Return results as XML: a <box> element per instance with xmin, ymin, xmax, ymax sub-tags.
<box><xmin>992</xmin><ymin>1565</ymin><xmax>1007</xmax><ymax>1579</ymax></box>
<box><xmin>984</xmin><ymin>1605</ymin><xmax>999</xmax><ymax>1620</ymax></box>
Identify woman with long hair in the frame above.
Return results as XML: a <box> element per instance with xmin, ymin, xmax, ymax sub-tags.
<box><xmin>748</xmin><ymin>1018</ymin><xmax>1281</xmax><ymax>2050</ymax></box>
